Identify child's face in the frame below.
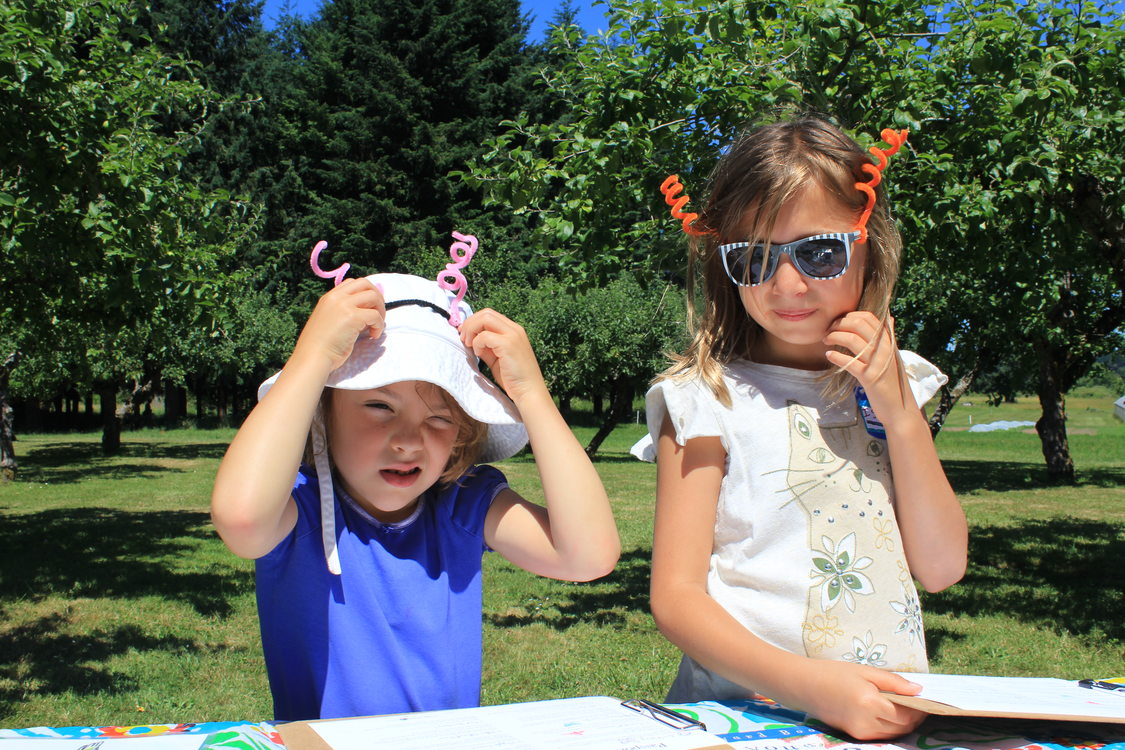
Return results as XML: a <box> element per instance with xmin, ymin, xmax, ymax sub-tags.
<box><xmin>736</xmin><ymin>182</ymin><xmax>865</xmax><ymax>370</ymax></box>
<box><xmin>327</xmin><ymin>380</ymin><xmax>460</xmax><ymax>522</ymax></box>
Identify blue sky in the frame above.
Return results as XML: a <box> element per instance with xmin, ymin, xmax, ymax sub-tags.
<box><xmin>258</xmin><ymin>0</ymin><xmax>611</xmax><ymax>40</ymax></box>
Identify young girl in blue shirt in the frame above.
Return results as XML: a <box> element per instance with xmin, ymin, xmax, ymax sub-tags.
<box><xmin>211</xmin><ymin>238</ymin><xmax>620</xmax><ymax>721</ymax></box>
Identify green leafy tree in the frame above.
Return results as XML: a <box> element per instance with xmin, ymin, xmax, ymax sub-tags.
<box><xmin>139</xmin><ymin>0</ymin><xmax>305</xmax><ymax>412</ymax></box>
<box><xmin>242</xmin><ymin>0</ymin><xmax>545</xmax><ymax>307</ymax></box>
<box><xmin>0</xmin><ymin>0</ymin><xmax>254</xmax><ymax>470</ymax></box>
<box><xmin>463</xmin><ymin>0</ymin><xmax>930</xmax><ymax>282</ymax></box>
<box><xmin>140</xmin><ymin>0</ymin><xmax>276</xmax><ymax>195</ymax></box>
<box><xmin>172</xmin><ymin>288</ymin><xmax>299</xmax><ymax>422</ymax></box>
<box><xmin>893</xmin><ymin>1</ymin><xmax>1124</xmax><ymax>481</ymax></box>
<box><xmin>489</xmin><ymin>276</ymin><xmax>685</xmax><ymax>457</ymax></box>
<box><xmin>464</xmin><ymin>0</ymin><xmax>1124</xmax><ymax>481</ymax></box>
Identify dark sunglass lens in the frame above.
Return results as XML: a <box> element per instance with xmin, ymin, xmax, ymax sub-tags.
<box><xmin>722</xmin><ymin>246</ymin><xmax>742</xmax><ymax>284</ymax></box>
<box><xmin>796</xmin><ymin>239</ymin><xmax>847</xmax><ymax>278</ymax></box>
<box><xmin>747</xmin><ymin>245</ymin><xmax>767</xmax><ymax>284</ymax></box>
<box><xmin>723</xmin><ymin>245</ymin><xmax>751</xmax><ymax>285</ymax></box>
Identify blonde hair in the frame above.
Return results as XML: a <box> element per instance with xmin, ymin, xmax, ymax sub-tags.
<box><xmin>308</xmin><ymin>384</ymin><xmax>489</xmax><ymax>488</ymax></box>
<box><xmin>662</xmin><ymin>115</ymin><xmax>903</xmax><ymax>406</ymax></box>
<box><xmin>435</xmin><ymin>388</ymin><xmax>489</xmax><ymax>485</ymax></box>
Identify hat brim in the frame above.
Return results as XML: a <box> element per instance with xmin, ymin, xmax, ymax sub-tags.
<box><xmin>258</xmin><ymin>328</ymin><xmax>528</xmax><ymax>463</ymax></box>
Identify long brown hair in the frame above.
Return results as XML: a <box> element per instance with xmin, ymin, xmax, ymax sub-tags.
<box><xmin>662</xmin><ymin>116</ymin><xmax>903</xmax><ymax>406</ymax></box>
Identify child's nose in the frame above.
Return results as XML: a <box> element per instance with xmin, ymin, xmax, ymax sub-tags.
<box><xmin>771</xmin><ymin>256</ymin><xmax>808</xmax><ymax>294</ymax></box>
<box><xmin>391</xmin><ymin>422</ymin><xmax>424</xmax><ymax>451</ymax></box>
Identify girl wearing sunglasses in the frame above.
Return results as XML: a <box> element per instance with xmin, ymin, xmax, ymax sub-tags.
<box><xmin>639</xmin><ymin>117</ymin><xmax>967</xmax><ymax>740</ymax></box>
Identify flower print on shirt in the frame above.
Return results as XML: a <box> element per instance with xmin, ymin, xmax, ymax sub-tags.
<box><xmin>891</xmin><ymin>581</ymin><xmax>925</xmax><ymax>646</ymax></box>
<box><xmin>843</xmin><ymin>631</ymin><xmax>889</xmax><ymax>667</ymax></box>
<box><xmin>811</xmin><ymin>531</ymin><xmax>875</xmax><ymax>612</ymax></box>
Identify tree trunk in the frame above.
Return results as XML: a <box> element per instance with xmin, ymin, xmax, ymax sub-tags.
<box><xmin>164</xmin><ymin>380</ymin><xmax>186</xmax><ymax>421</ymax></box>
<box><xmin>1034</xmin><ymin>341</ymin><xmax>1075</xmax><ymax>484</ymax></box>
<box><xmin>928</xmin><ymin>362</ymin><xmax>980</xmax><ymax>438</ymax></box>
<box><xmin>0</xmin><ymin>352</ymin><xmax>19</xmax><ymax>482</ymax></box>
<box><xmin>584</xmin><ymin>382</ymin><xmax>634</xmax><ymax>458</ymax></box>
<box><xmin>194</xmin><ymin>376</ymin><xmax>205</xmax><ymax>420</ymax></box>
<box><xmin>217</xmin><ymin>381</ymin><xmax>228</xmax><ymax>420</ymax></box>
<box><xmin>100</xmin><ymin>386</ymin><xmax>122</xmax><ymax>456</ymax></box>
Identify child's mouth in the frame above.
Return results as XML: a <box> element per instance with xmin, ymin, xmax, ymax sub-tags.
<box><xmin>380</xmin><ymin>467</ymin><xmax>421</xmax><ymax>487</ymax></box>
<box><xmin>775</xmin><ymin>309</ymin><xmax>815</xmax><ymax>321</ymax></box>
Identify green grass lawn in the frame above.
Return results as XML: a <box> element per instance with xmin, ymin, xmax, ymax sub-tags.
<box><xmin>0</xmin><ymin>392</ymin><xmax>1122</xmax><ymax>727</ymax></box>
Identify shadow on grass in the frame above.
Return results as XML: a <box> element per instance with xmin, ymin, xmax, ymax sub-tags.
<box><xmin>0</xmin><ymin>508</ymin><xmax>253</xmax><ymax>715</ymax></box>
<box><xmin>589</xmin><ymin>454</ymin><xmax>647</xmax><ymax>465</ymax></box>
<box><xmin>921</xmin><ymin>516</ymin><xmax>1124</xmax><ymax>642</ymax></box>
<box><xmin>500</xmin><ymin>451</ymin><xmax>641</xmax><ymax>466</ymax></box>
<box><xmin>0</xmin><ymin>615</ymin><xmax>202</xmax><ymax>710</ymax></box>
<box><xmin>0</xmin><ymin>507</ymin><xmax>252</xmax><ymax>618</ymax></box>
<box><xmin>14</xmin><ymin>442</ymin><xmax>231</xmax><ymax>484</ymax></box>
<box><xmin>942</xmin><ymin>459</ymin><xmax>1125</xmax><ymax>493</ymax></box>
<box><xmin>923</xmin><ymin>623</ymin><xmax>968</xmax><ymax>658</ymax></box>
<box><xmin>490</xmin><ymin>516</ymin><xmax>1123</xmax><ymax>649</ymax></box>
<box><xmin>486</xmin><ymin>547</ymin><xmax>652</xmax><ymax>630</ymax></box>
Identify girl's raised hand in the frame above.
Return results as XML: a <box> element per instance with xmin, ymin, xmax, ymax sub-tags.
<box><xmin>823</xmin><ymin>312</ymin><xmax>911</xmax><ymax>427</ymax></box>
<box><xmin>291</xmin><ymin>278</ymin><xmax>386</xmax><ymax>373</ymax></box>
<box><xmin>459</xmin><ymin>309</ymin><xmax>547</xmax><ymax>406</ymax></box>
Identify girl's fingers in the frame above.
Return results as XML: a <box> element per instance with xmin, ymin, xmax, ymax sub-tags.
<box><xmin>824</xmin><ymin>330</ymin><xmax>873</xmax><ymax>356</ymax></box>
<box><xmin>349</xmin><ymin>279</ymin><xmax>386</xmax><ymax>310</ymax></box>
<box><xmin>467</xmin><ymin>329</ymin><xmax>504</xmax><ymax>361</ymax></box>
<box><xmin>460</xmin><ymin>309</ymin><xmax>526</xmax><ymax>352</ymax></box>
<box><xmin>828</xmin><ymin>313</ymin><xmax>880</xmax><ymax>342</ymax></box>
<box><xmin>360</xmin><ymin>309</ymin><xmax>385</xmax><ymax>339</ymax></box>
<box><xmin>824</xmin><ymin>349</ymin><xmax>860</xmax><ymax>373</ymax></box>
<box><xmin>867</xmin><ymin>669</ymin><xmax>921</xmax><ymax>696</ymax></box>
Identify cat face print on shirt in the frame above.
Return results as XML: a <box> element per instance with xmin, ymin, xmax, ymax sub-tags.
<box><xmin>772</xmin><ymin>402</ymin><xmax>926</xmax><ymax>670</ymax></box>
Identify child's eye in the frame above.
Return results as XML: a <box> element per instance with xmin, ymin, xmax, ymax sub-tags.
<box><xmin>427</xmin><ymin>415</ymin><xmax>455</xmax><ymax>428</ymax></box>
<box><xmin>365</xmin><ymin>401</ymin><xmax>392</xmax><ymax>411</ymax></box>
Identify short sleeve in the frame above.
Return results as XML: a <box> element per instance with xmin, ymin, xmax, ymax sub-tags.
<box><xmin>630</xmin><ymin>378</ymin><xmax>723</xmax><ymax>463</ymax></box>
<box><xmin>901</xmin><ymin>350</ymin><xmax>949</xmax><ymax>408</ymax></box>
<box><xmin>258</xmin><ymin>465</ymin><xmax>321</xmax><ymax>564</ymax></box>
<box><xmin>441</xmin><ymin>464</ymin><xmax>508</xmax><ymax>543</ymax></box>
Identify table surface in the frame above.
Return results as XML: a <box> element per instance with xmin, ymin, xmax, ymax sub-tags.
<box><xmin>2</xmin><ymin>696</ymin><xmax>1123</xmax><ymax>749</ymax></box>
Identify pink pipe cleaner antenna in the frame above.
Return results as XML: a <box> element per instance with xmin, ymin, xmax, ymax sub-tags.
<box><xmin>310</xmin><ymin>241</ymin><xmax>351</xmax><ymax>286</ymax></box>
<box><xmin>436</xmin><ymin>231</ymin><xmax>477</xmax><ymax>327</ymax></box>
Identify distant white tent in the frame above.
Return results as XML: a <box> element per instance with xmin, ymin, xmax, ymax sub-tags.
<box><xmin>1116</xmin><ymin>395</ymin><xmax>1125</xmax><ymax>422</ymax></box>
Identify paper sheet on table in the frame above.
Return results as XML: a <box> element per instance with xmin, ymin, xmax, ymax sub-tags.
<box><xmin>886</xmin><ymin>673</ymin><xmax>1125</xmax><ymax>722</ymax></box>
<box><xmin>289</xmin><ymin>696</ymin><xmax>730</xmax><ymax>750</ymax></box>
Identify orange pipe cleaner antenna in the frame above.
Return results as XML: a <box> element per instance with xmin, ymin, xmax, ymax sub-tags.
<box><xmin>660</xmin><ymin>175</ymin><xmax>711</xmax><ymax>236</ymax></box>
<box><xmin>853</xmin><ymin>128</ymin><xmax>908</xmax><ymax>242</ymax></box>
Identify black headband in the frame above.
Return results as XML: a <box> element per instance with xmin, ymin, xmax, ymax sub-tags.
<box><xmin>384</xmin><ymin>299</ymin><xmax>451</xmax><ymax>320</ymax></box>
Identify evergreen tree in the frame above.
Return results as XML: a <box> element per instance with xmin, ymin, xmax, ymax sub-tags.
<box><xmin>251</xmin><ymin>0</ymin><xmax>538</xmax><ymax>290</ymax></box>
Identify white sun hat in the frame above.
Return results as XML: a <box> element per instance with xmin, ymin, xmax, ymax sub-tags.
<box><xmin>258</xmin><ymin>239</ymin><xmax>528</xmax><ymax>574</ymax></box>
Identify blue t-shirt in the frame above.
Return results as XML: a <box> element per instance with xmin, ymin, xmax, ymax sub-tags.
<box><xmin>255</xmin><ymin>464</ymin><xmax>508</xmax><ymax>721</ymax></box>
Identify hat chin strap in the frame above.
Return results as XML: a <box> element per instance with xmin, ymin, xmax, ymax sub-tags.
<box><xmin>311</xmin><ymin>416</ymin><xmax>342</xmax><ymax>575</ymax></box>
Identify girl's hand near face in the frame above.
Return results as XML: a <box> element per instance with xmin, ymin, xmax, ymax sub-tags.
<box><xmin>823</xmin><ymin>312</ymin><xmax>911</xmax><ymax>429</ymax></box>
<box><xmin>458</xmin><ymin>309</ymin><xmax>549</xmax><ymax>407</ymax></box>
<box><xmin>291</xmin><ymin>278</ymin><xmax>387</xmax><ymax>373</ymax></box>
<box><xmin>823</xmin><ymin>310</ymin><xmax>967</xmax><ymax>592</ymax></box>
